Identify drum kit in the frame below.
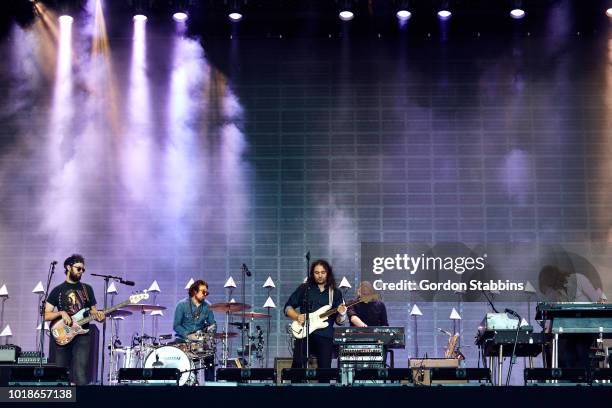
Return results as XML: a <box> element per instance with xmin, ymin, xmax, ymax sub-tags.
<box><xmin>106</xmin><ymin>301</ymin><xmax>271</xmax><ymax>385</ymax></box>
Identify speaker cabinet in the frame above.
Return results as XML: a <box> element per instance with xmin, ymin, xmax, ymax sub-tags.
<box><xmin>274</xmin><ymin>357</ymin><xmax>317</xmax><ymax>384</ymax></box>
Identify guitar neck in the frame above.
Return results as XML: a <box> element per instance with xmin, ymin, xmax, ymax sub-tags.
<box><xmin>319</xmin><ymin>298</ymin><xmax>362</xmax><ymax>319</ymax></box>
<box><xmin>76</xmin><ymin>299</ymin><xmax>131</xmax><ymax>326</ymax></box>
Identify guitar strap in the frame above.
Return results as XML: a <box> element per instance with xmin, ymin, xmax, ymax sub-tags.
<box><xmin>328</xmin><ymin>287</ymin><xmax>333</xmax><ymax>307</ymax></box>
<box><xmin>80</xmin><ymin>282</ymin><xmax>91</xmax><ymax>306</ymax></box>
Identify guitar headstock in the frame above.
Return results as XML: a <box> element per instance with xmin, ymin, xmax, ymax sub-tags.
<box><xmin>360</xmin><ymin>294</ymin><xmax>380</xmax><ymax>303</ymax></box>
<box><xmin>129</xmin><ymin>292</ymin><xmax>149</xmax><ymax>304</ymax></box>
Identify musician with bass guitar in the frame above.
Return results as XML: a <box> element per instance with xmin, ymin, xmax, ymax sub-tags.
<box><xmin>44</xmin><ymin>254</ymin><xmax>105</xmax><ymax>385</ymax></box>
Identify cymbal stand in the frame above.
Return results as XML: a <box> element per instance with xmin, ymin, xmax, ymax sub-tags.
<box><xmin>140</xmin><ymin>308</ymin><xmax>146</xmax><ymax>367</ymax></box>
<box><xmin>222</xmin><ymin>307</ymin><xmax>230</xmax><ymax>368</ymax></box>
<box><xmin>246</xmin><ymin>317</ymin><xmax>253</xmax><ymax>367</ymax></box>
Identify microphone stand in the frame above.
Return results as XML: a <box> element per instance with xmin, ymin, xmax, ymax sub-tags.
<box><xmin>505</xmin><ymin>309</ymin><xmax>523</xmax><ymax>386</ymax></box>
<box><xmin>90</xmin><ymin>273</ymin><xmax>134</xmax><ymax>385</ymax></box>
<box><xmin>304</xmin><ymin>251</ymin><xmax>310</xmax><ymax>369</ymax></box>
<box><xmin>40</xmin><ymin>261</ymin><xmax>57</xmax><ymax>368</ymax></box>
<box><xmin>240</xmin><ymin>264</ymin><xmax>251</xmax><ymax>366</ymax></box>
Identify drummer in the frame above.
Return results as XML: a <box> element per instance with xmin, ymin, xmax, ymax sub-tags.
<box><xmin>173</xmin><ymin>280</ymin><xmax>216</xmax><ymax>341</ymax></box>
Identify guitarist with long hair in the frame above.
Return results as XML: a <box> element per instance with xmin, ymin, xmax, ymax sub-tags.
<box><xmin>285</xmin><ymin>259</ymin><xmax>347</xmax><ymax>369</ymax></box>
<box><xmin>44</xmin><ymin>254</ymin><xmax>105</xmax><ymax>385</ymax></box>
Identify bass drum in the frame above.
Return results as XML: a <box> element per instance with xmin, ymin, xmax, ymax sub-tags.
<box><xmin>144</xmin><ymin>346</ymin><xmax>195</xmax><ymax>386</ymax></box>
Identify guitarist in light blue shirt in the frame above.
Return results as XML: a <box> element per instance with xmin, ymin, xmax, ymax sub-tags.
<box><xmin>285</xmin><ymin>259</ymin><xmax>347</xmax><ymax>370</ymax></box>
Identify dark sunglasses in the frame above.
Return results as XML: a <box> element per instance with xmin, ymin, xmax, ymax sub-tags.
<box><xmin>73</xmin><ymin>266</ymin><xmax>86</xmax><ymax>272</ymax></box>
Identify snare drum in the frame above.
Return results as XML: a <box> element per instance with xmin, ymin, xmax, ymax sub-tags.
<box><xmin>144</xmin><ymin>346</ymin><xmax>196</xmax><ymax>386</ymax></box>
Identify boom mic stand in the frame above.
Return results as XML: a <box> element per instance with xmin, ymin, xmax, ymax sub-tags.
<box><xmin>90</xmin><ymin>273</ymin><xmax>135</xmax><ymax>385</ymax></box>
<box><xmin>40</xmin><ymin>261</ymin><xmax>57</xmax><ymax>368</ymax></box>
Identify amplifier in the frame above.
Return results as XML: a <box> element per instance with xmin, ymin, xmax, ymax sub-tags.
<box><xmin>409</xmin><ymin>358</ymin><xmax>466</xmax><ymax>385</ymax></box>
<box><xmin>0</xmin><ymin>345</ymin><xmax>21</xmax><ymax>364</ymax></box>
<box><xmin>274</xmin><ymin>357</ymin><xmax>317</xmax><ymax>384</ymax></box>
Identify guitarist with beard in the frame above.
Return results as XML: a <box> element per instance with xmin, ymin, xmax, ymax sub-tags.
<box><xmin>285</xmin><ymin>259</ymin><xmax>347</xmax><ymax>370</ymax></box>
<box><xmin>44</xmin><ymin>254</ymin><xmax>105</xmax><ymax>385</ymax></box>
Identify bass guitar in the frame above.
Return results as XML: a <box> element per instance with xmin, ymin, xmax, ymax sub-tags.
<box><xmin>51</xmin><ymin>292</ymin><xmax>149</xmax><ymax>345</ymax></box>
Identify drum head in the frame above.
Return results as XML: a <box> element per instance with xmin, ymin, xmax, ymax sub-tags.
<box><xmin>144</xmin><ymin>346</ymin><xmax>194</xmax><ymax>385</ymax></box>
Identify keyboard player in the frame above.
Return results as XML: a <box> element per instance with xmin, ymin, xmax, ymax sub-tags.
<box><xmin>348</xmin><ymin>281</ymin><xmax>388</xmax><ymax>327</ymax></box>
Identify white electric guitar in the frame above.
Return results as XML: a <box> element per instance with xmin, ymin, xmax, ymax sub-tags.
<box><xmin>290</xmin><ymin>294</ymin><xmax>379</xmax><ymax>339</ymax></box>
<box><xmin>51</xmin><ymin>292</ymin><xmax>149</xmax><ymax>345</ymax></box>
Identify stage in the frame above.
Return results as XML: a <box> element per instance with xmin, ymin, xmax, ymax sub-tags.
<box><xmin>3</xmin><ymin>383</ymin><xmax>612</xmax><ymax>408</ymax></box>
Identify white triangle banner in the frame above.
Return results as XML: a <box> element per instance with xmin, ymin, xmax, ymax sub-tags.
<box><xmin>410</xmin><ymin>304</ymin><xmax>423</xmax><ymax>316</ymax></box>
<box><xmin>224</xmin><ymin>277</ymin><xmax>237</xmax><ymax>288</ymax></box>
<box><xmin>449</xmin><ymin>308</ymin><xmax>462</xmax><ymax>320</ymax></box>
<box><xmin>0</xmin><ymin>325</ymin><xmax>12</xmax><ymax>337</ymax></box>
<box><xmin>185</xmin><ymin>278</ymin><xmax>195</xmax><ymax>289</ymax></box>
<box><xmin>107</xmin><ymin>282</ymin><xmax>118</xmax><ymax>294</ymax></box>
<box><xmin>32</xmin><ymin>281</ymin><xmax>45</xmax><ymax>294</ymax></box>
<box><xmin>148</xmin><ymin>280</ymin><xmax>161</xmax><ymax>293</ymax></box>
<box><xmin>339</xmin><ymin>277</ymin><xmax>351</xmax><ymax>289</ymax></box>
<box><xmin>524</xmin><ymin>281</ymin><xmax>537</xmax><ymax>294</ymax></box>
<box><xmin>0</xmin><ymin>284</ymin><xmax>7</xmax><ymax>296</ymax></box>
<box><xmin>263</xmin><ymin>296</ymin><xmax>276</xmax><ymax>308</ymax></box>
<box><xmin>263</xmin><ymin>276</ymin><xmax>276</xmax><ymax>288</ymax></box>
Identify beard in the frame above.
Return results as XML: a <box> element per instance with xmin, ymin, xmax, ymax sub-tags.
<box><xmin>69</xmin><ymin>271</ymin><xmax>82</xmax><ymax>282</ymax></box>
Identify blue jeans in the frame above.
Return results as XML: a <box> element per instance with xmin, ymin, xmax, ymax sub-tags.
<box><xmin>53</xmin><ymin>332</ymin><xmax>91</xmax><ymax>385</ymax></box>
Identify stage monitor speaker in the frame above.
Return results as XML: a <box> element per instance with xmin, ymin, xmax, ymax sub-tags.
<box><xmin>409</xmin><ymin>358</ymin><xmax>465</xmax><ymax>385</ymax></box>
<box><xmin>524</xmin><ymin>368</ymin><xmax>588</xmax><ymax>384</ymax></box>
<box><xmin>117</xmin><ymin>368</ymin><xmax>180</xmax><ymax>385</ymax></box>
<box><xmin>281</xmin><ymin>368</ymin><xmax>339</xmax><ymax>383</ymax></box>
<box><xmin>9</xmin><ymin>366</ymin><xmax>69</xmax><ymax>386</ymax></box>
<box><xmin>353</xmin><ymin>368</ymin><xmax>413</xmax><ymax>382</ymax></box>
<box><xmin>591</xmin><ymin>368</ymin><xmax>612</xmax><ymax>382</ymax></box>
<box><xmin>274</xmin><ymin>357</ymin><xmax>317</xmax><ymax>384</ymax></box>
<box><xmin>429</xmin><ymin>368</ymin><xmax>491</xmax><ymax>383</ymax></box>
<box><xmin>216</xmin><ymin>368</ymin><xmax>275</xmax><ymax>382</ymax></box>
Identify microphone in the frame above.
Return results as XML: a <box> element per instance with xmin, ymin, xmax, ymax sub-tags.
<box><xmin>241</xmin><ymin>263</ymin><xmax>252</xmax><ymax>277</ymax></box>
<box><xmin>504</xmin><ymin>308</ymin><xmax>521</xmax><ymax>318</ymax></box>
<box><xmin>438</xmin><ymin>328</ymin><xmax>452</xmax><ymax>336</ymax></box>
<box><xmin>120</xmin><ymin>279</ymin><xmax>135</xmax><ymax>286</ymax></box>
<box><xmin>51</xmin><ymin>261</ymin><xmax>58</xmax><ymax>265</ymax></box>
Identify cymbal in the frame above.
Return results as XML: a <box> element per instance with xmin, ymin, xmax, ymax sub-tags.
<box><xmin>214</xmin><ymin>332</ymin><xmax>238</xmax><ymax>339</ymax></box>
<box><xmin>209</xmin><ymin>302</ymin><xmax>251</xmax><ymax>313</ymax></box>
<box><xmin>106</xmin><ymin>310</ymin><xmax>133</xmax><ymax>318</ymax></box>
<box><xmin>123</xmin><ymin>304</ymin><xmax>167</xmax><ymax>312</ymax></box>
<box><xmin>230</xmin><ymin>311</ymin><xmax>271</xmax><ymax>319</ymax></box>
<box><xmin>229</xmin><ymin>321</ymin><xmax>250</xmax><ymax>328</ymax></box>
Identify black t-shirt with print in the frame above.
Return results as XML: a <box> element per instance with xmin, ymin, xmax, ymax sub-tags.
<box><xmin>47</xmin><ymin>281</ymin><xmax>97</xmax><ymax>328</ymax></box>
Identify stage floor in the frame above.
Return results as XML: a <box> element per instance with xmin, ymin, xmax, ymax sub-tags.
<box><xmin>5</xmin><ymin>383</ymin><xmax>611</xmax><ymax>408</ymax></box>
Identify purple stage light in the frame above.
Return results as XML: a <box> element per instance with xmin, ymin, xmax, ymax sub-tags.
<box><xmin>339</xmin><ymin>11</ymin><xmax>354</xmax><ymax>21</ymax></box>
<box><xmin>133</xmin><ymin>14</ymin><xmax>148</xmax><ymax>22</ymax></box>
<box><xmin>510</xmin><ymin>9</ymin><xmax>526</xmax><ymax>19</ymax></box>
<box><xmin>396</xmin><ymin>10</ymin><xmax>412</xmax><ymax>21</ymax></box>
<box><xmin>59</xmin><ymin>15</ymin><xmax>73</xmax><ymax>24</ymax></box>
<box><xmin>173</xmin><ymin>12</ymin><xmax>188</xmax><ymax>23</ymax></box>
<box><xmin>229</xmin><ymin>12</ymin><xmax>243</xmax><ymax>22</ymax></box>
<box><xmin>437</xmin><ymin>10</ymin><xmax>452</xmax><ymax>20</ymax></box>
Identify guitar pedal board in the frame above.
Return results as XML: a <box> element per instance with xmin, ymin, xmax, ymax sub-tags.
<box><xmin>17</xmin><ymin>351</ymin><xmax>47</xmax><ymax>365</ymax></box>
